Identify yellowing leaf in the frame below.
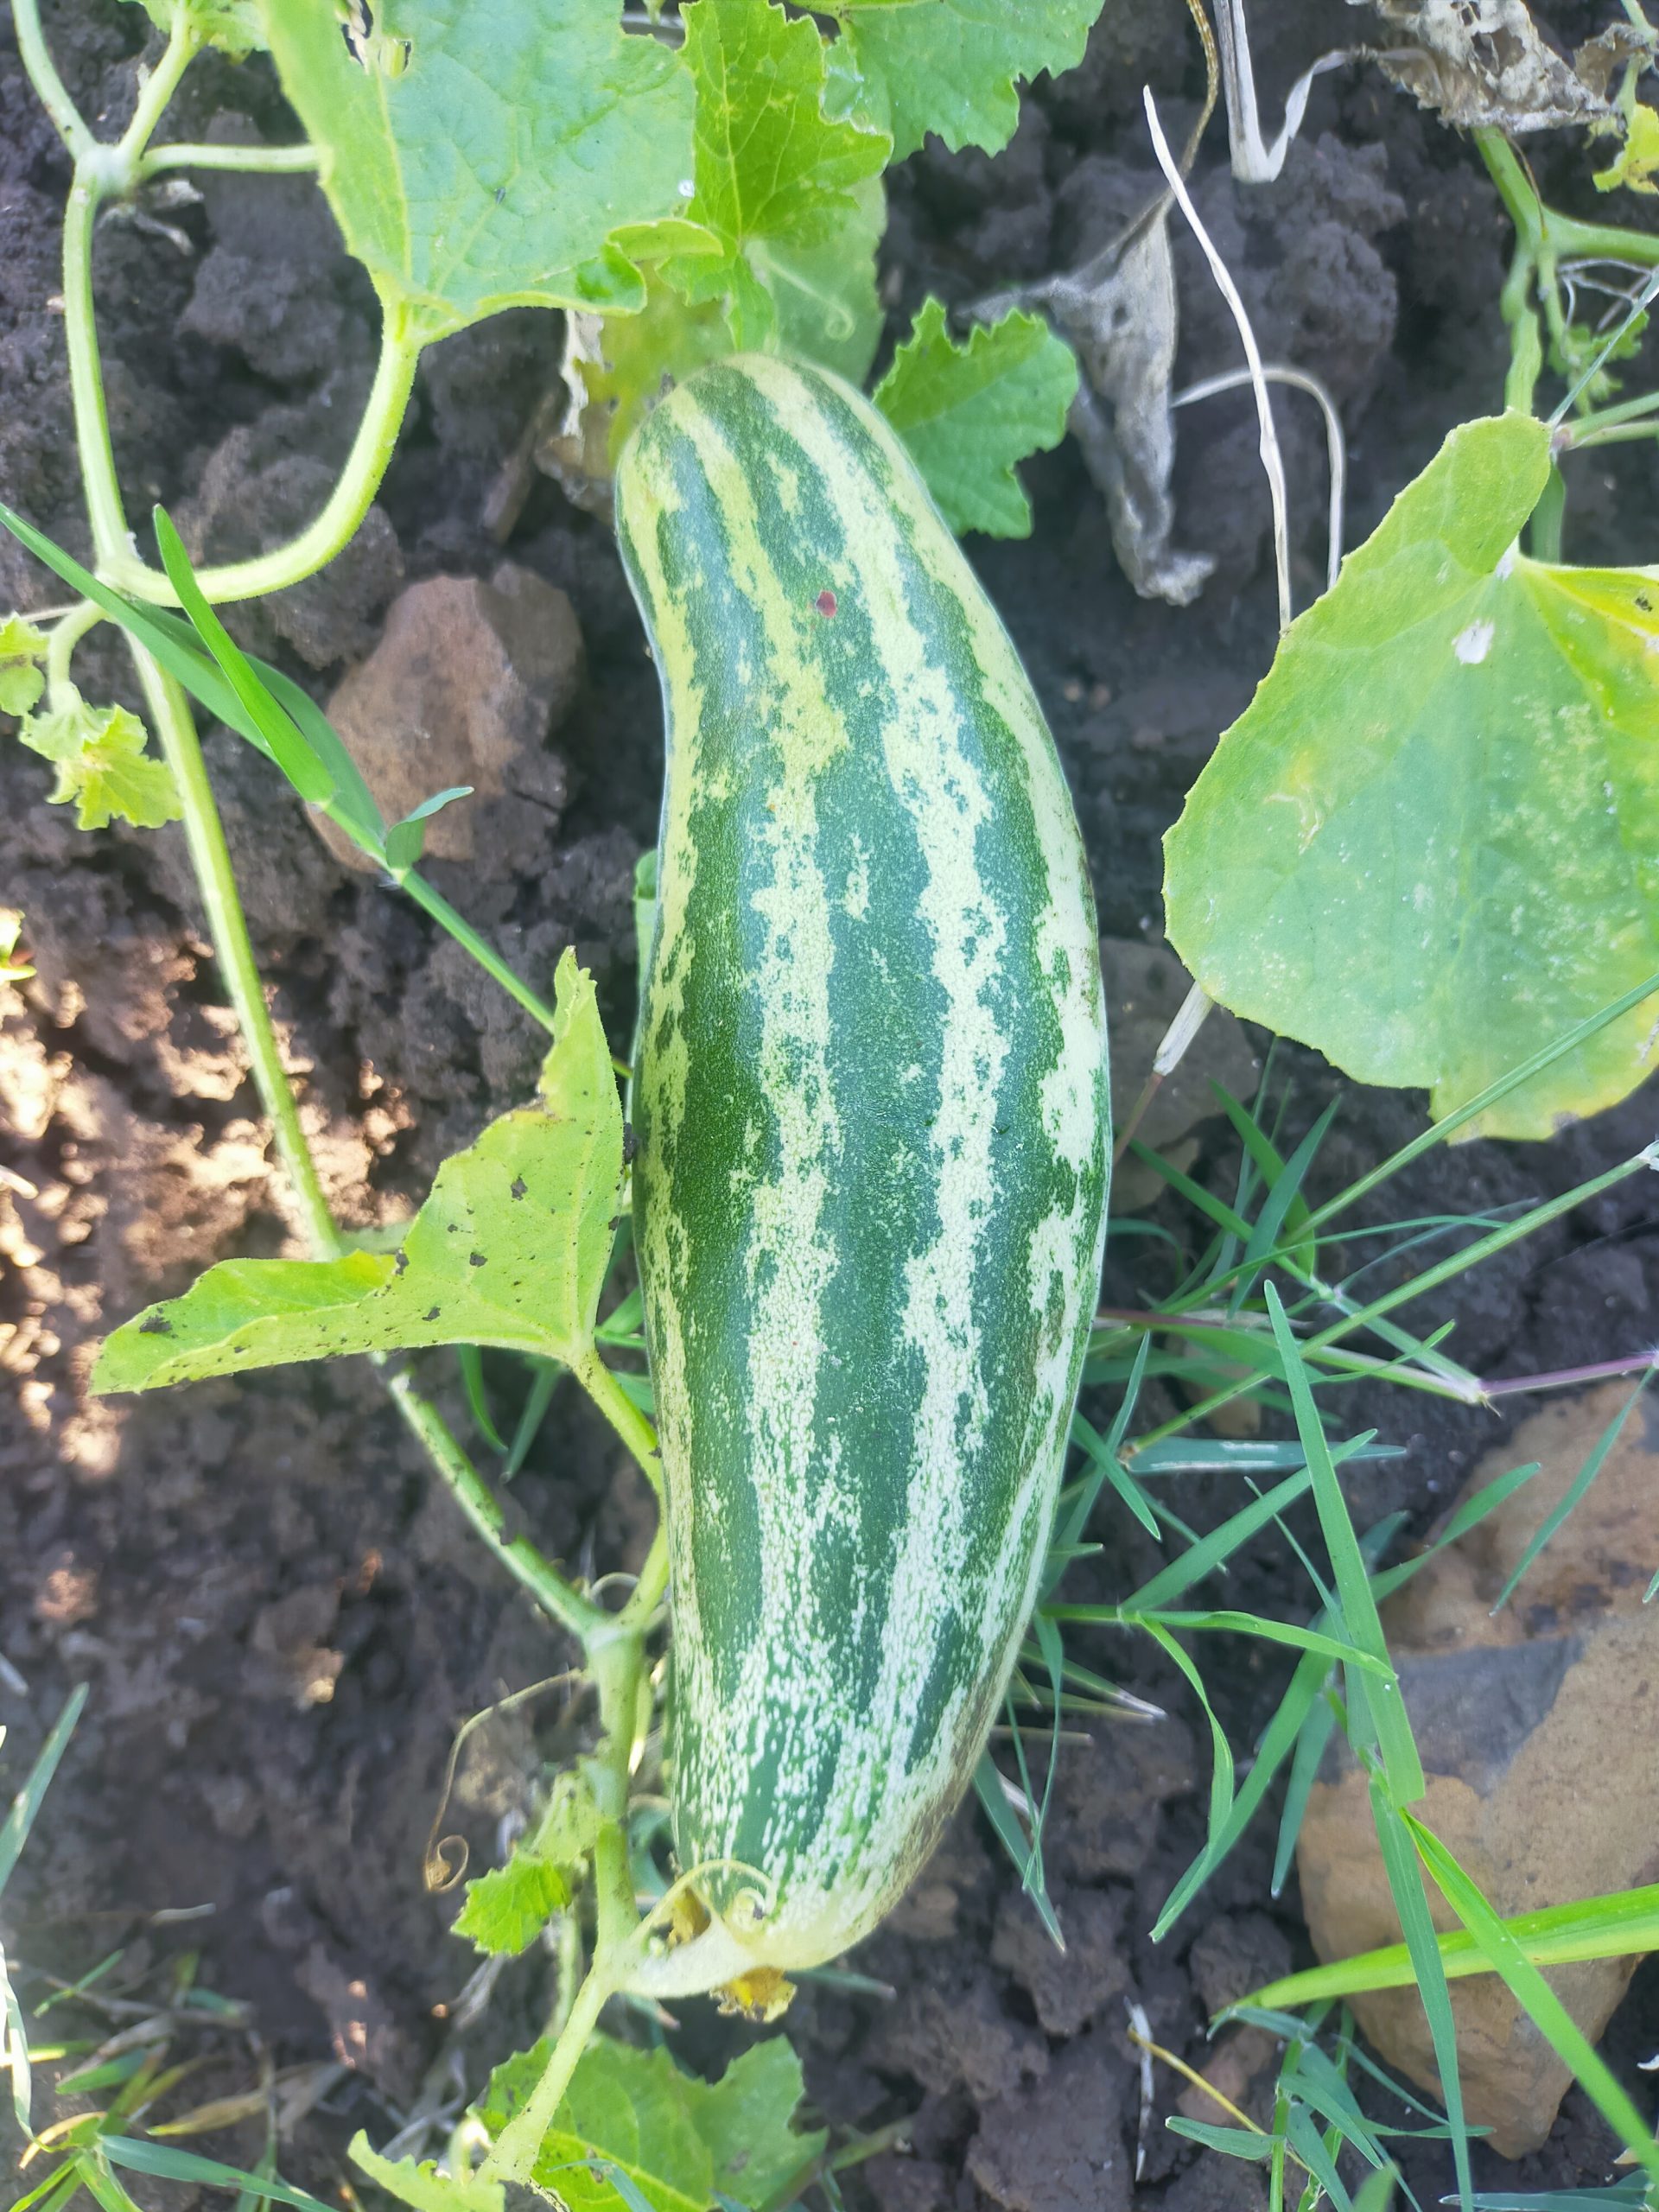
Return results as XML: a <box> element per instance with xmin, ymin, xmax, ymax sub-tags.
<box><xmin>1164</xmin><ymin>412</ymin><xmax>1659</xmax><ymax>1140</ymax></box>
<box><xmin>19</xmin><ymin>700</ymin><xmax>181</xmax><ymax>832</ymax></box>
<box><xmin>874</xmin><ymin>297</ymin><xmax>1077</xmax><ymax>537</ymax></box>
<box><xmin>1594</xmin><ymin>102</ymin><xmax>1659</xmax><ymax>194</ymax></box>
<box><xmin>0</xmin><ymin>613</ymin><xmax>48</xmax><ymax>717</ymax></box>
<box><xmin>94</xmin><ymin>952</ymin><xmax>623</xmax><ymax>1389</ymax></box>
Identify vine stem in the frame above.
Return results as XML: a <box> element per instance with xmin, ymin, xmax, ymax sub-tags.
<box><xmin>10</xmin><ymin>0</ymin><xmax>95</xmax><ymax>160</ymax></box>
<box><xmin>100</xmin><ymin>313</ymin><xmax>425</xmax><ymax>608</ymax></box>
<box><xmin>139</xmin><ymin>143</ymin><xmax>321</xmax><ymax>178</ymax></box>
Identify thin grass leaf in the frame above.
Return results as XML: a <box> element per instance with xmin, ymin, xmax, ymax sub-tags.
<box><xmin>1285</xmin><ymin>2104</ymin><xmax>1356</xmax><ymax>2211</ymax></box>
<box><xmin>973</xmin><ymin>1754</ymin><xmax>1064</xmax><ymax>1948</ymax></box>
<box><xmin>502</xmin><ymin>1361</ymin><xmax>562</xmax><ymax>1481</ymax></box>
<box><xmin>1266</xmin><ymin>1288</ymin><xmax>1423</xmax><ymax>1802</ymax></box>
<box><xmin>1212</xmin><ymin>1082</ymin><xmax>1319</xmax><ymax>1276</ymax></box>
<box><xmin>1064</xmin><ymin>1408</ymin><xmax>1159</xmax><ymax>1545</ymax></box>
<box><xmin>151</xmin><ymin>512</ymin><xmax>334</xmax><ymax>808</ymax></box>
<box><xmin>1114</xmin><ymin>1611</ymin><xmax>1389</xmax><ymax>1673</ymax></box>
<box><xmin>0</xmin><ymin>1685</ymin><xmax>88</xmax><ymax>1897</ymax></box>
<box><xmin>1368</xmin><ymin>1462</ymin><xmax>1544</xmax><ymax>1607</ymax></box>
<box><xmin>1156</xmin><ymin>1642</ymin><xmax>1330</xmax><ymax>1939</ymax></box>
<box><xmin>100</xmin><ymin>2136</ymin><xmax>336</xmax><ymax>2212</ymax></box>
<box><xmin>1354</xmin><ymin>2168</ymin><xmax>1398</xmax><ymax>2212</ymax></box>
<box><xmin>1127</xmin><ymin>1142</ymin><xmax>1253</xmax><ymax>1239</ymax></box>
<box><xmin>1405</xmin><ymin>1817</ymin><xmax>1659</xmax><ymax>2182</ymax></box>
<box><xmin>1136</xmin><ymin>1618</ymin><xmax>1234</xmax><ymax>1868</ymax></box>
<box><xmin>1491</xmin><ymin>1373</ymin><xmax>1652</xmax><ymax>1613</ymax></box>
<box><xmin>3</xmin><ymin>1940</ymin><xmax>30</xmax><ymax>2134</ymax></box>
<box><xmin>1127</xmin><ymin>1437</ymin><xmax>1403</xmax><ymax>1476</ymax></box>
<box><xmin>1369</xmin><ymin>1780</ymin><xmax>1472</xmax><ymax>2212</ymax></box>
<box><xmin>1120</xmin><ymin>1468</ymin><xmax>1313</xmax><ymax>1611</ymax></box>
<box><xmin>1247</xmin><ymin>1881</ymin><xmax>1659</xmax><ymax>2007</ymax></box>
<box><xmin>1274</xmin><ymin>1692</ymin><xmax>1338</xmax><ymax>1898</ymax></box>
<box><xmin>1230</xmin><ymin>1101</ymin><xmax>1340</xmax><ymax>1316</ymax></box>
<box><xmin>10</xmin><ymin>2164</ymin><xmax>89</xmax><ymax>2212</ymax></box>
<box><xmin>1165</xmin><ymin>2119</ymin><xmax>1274</xmax><ymax>2159</ymax></box>
<box><xmin>1001</xmin><ymin>1682</ymin><xmax>1061</xmax><ymax>1944</ymax></box>
<box><xmin>79</xmin><ymin>2153</ymin><xmax>145</xmax><ymax>2212</ymax></box>
<box><xmin>456</xmin><ymin>1345</ymin><xmax>506</xmax><ymax>1453</ymax></box>
<box><xmin>1457</xmin><ymin>2188</ymin><xmax>1649</xmax><ymax>2210</ymax></box>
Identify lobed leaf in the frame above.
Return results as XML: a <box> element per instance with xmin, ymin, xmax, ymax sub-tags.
<box><xmin>666</xmin><ymin>0</ymin><xmax>889</xmax><ymax>346</ymax></box>
<box><xmin>822</xmin><ymin>0</ymin><xmax>1108</xmax><ymax>157</ymax></box>
<box><xmin>257</xmin><ymin>0</ymin><xmax>702</xmax><ymax>340</ymax></box>
<box><xmin>476</xmin><ymin>2035</ymin><xmax>824</xmax><ymax>2212</ymax></box>
<box><xmin>1165</xmin><ymin>413</ymin><xmax>1659</xmax><ymax>1139</ymax></box>
<box><xmin>18</xmin><ymin>700</ymin><xmax>181</xmax><ymax>832</ymax></box>
<box><xmin>94</xmin><ymin>954</ymin><xmax>622</xmax><ymax>1393</ymax></box>
<box><xmin>874</xmin><ymin>299</ymin><xmax>1078</xmax><ymax>538</ymax></box>
<box><xmin>453</xmin><ymin>1853</ymin><xmax>572</xmax><ymax>1958</ymax></box>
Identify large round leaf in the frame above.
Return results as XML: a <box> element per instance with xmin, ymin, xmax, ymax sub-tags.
<box><xmin>1164</xmin><ymin>412</ymin><xmax>1659</xmax><ymax>1140</ymax></box>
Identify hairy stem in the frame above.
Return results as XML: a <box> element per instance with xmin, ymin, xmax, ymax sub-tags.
<box><xmin>45</xmin><ymin>599</ymin><xmax>105</xmax><ymax>702</ymax></box>
<box><xmin>138</xmin><ymin>142</ymin><xmax>321</xmax><ymax>178</ymax></box>
<box><xmin>385</xmin><ymin>1371</ymin><xmax>608</xmax><ymax>1643</ymax></box>
<box><xmin>575</xmin><ymin>1350</ymin><xmax>663</xmax><ymax>1501</ymax></box>
<box><xmin>101</xmin><ymin>314</ymin><xmax>424</xmax><ymax>607</ymax></box>
<box><xmin>10</xmin><ymin>0</ymin><xmax>95</xmax><ymax>160</ymax></box>
<box><xmin>482</xmin><ymin>1631</ymin><xmax>647</xmax><ymax>2183</ymax></box>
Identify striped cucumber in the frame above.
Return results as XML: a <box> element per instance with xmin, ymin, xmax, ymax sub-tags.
<box><xmin>615</xmin><ymin>355</ymin><xmax>1109</xmax><ymax>1995</ymax></box>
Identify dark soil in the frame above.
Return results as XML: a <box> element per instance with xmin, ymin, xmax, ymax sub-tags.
<box><xmin>3</xmin><ymin>3</ymin><xmax>1658</xmax><ymax>2207</ymax></box>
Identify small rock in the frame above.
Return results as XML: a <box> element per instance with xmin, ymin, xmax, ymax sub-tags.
<box><xmin>1295</xmin><ymin>1381</ymin><xmax>1659</xmax><ymax>2156</ymax></box>
<box><xmin>1101</xmin><ymin>938</ymin><xmax>1259</xmax><ymax>1211</ymax></box>
<box><xmin>317</xmin><ymin>563</ymin><xmax>582</xmax><ymax>874</ymax></box>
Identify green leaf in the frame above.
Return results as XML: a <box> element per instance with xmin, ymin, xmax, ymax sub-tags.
<box><xmin>257</xmin><ymin>0</ymin><xmax>701</xmax><ymax>340</ymax></box>
<box><xmin>667</xmin><ymin>0</ymin><xmax>889</xmax><ymax>346</ymax></box>
<box><xmin>1405</xmin><ymin>1816</ymin><xmax>1659</xmax><ymax>2183</ymax></box>
<box><xmin>1594</xmin><ymin>102</ymin><xmax>1659</xmax><ymax>194</ymax></box>
<box><xmin>1164</xmin><ymin>412</ymin><xmax>1659</xmax><ymax>1139</ymax></box>
<box><xmin>762</xmin><ymin>174</ymin><xmax>886</xmax><ymax>385</ymax></box>
<box><xmin>0</xmin><ymin>612</ymin><xmax>48</xmax><ymax>715</ymax></box>
<box><xmin>124</xmin><ymin>0</ymin><xmax>264</xmax><ymax>58</ymax></box>
<box><xmin>452</xmin><ymin>1853</ymin><xmax>571</xmax><ymax>1958</ymax></box>
<box><xmin>874</xmin><ymin>299</ymin><xmax>1077</xmax><ymax>537</ymax></box>
<box><xmin>821</xmin><ymin>0</ymin><xmax>1107</xmax><ymax>157</ymax></box>
<box><xmin>477</xmin><ymin>2036</ymin><xmax>825</xmax><ymax>2212</ymax></box>
<box><xmin>99</xmin><ymin>2140</ymin><xmax>334</xmax><ymax>2212</ymax></box>
<box><xmin>592</xmin><ymin>282</ymin><xmax>741</xmax><ymax>464</ymax></box>
<box><xmin>18</xmin><ymin>700</ymin><xmax>181</xmax><ymax>831</ymax></box>
<box><xmin>348</xmin><ymin>2138</ymin><xmax>502</xmax><ymax>2212</ymax></box>
<box><xmin>93</xmin><ymin>952</ymin><xmax>622</xmax><ymax>1393</ymax></box>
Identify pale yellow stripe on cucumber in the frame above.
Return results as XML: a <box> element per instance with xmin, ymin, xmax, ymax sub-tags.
<box><xmin>614</xmin><ymin>454</ymin><xmax>709</xmax><ymax>1678</ymax></box>
<box><xmin>654</xmin><ymin>391</ymin><xmax>858</xmax><ymax>1864</ymax></box>
<box><xmin>739</xmin><ymin>359</ymin><xmax>1024</xmax><ymax>1871</ymax></box>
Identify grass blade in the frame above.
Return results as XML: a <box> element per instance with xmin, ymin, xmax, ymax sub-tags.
<box><xmin>0</xmin><ymin>1685</ymin><xmax>88</xmax><ymax>1897</ymax></box>
<box><xmin>1246</xmin><ymin>1880</ymin><xmax>1659</xmax><ymax>2007</ymax></box>
<box><xmin>1491</xmin><ymin>1374</ymin><xmax>1651</xmax><ymax>1614</ymax></box>
<box><xmin>1370</xmin><ymin>1780</ymin><xmax>1472</xmax><ymax>2212</ymax></box>
<box><xmin>1266</xmin><ymin>1287</ymin><xmax>1423</xmax><ymax>1802</ymax></box>
<box><xmin>1404</xmin><ymin>1817</ymin><xmax>1659</xmax><ymax>2183</ymax></box>
<box><xmin>100</xmin><ymin>2137</ymin><xmax>336</xmax><ymax>2212</ymax></box>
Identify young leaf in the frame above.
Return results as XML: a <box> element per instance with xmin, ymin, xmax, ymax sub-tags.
<box><xmin>874</xmin><ymin>299</ymin><xmax>1078</xmax><ymax>538</ymax></box>
<box><xmin>1165</xmin><ymin>412</ymin><xmax>1659</xmax><ymax>1138</ymax></box>
<box><xmin>124</xmin><ymin>0</ymin><xmax>264</xmax><ymax>57</ymax></box>
<box><xmin>667</xmin><ymin>0</ymin><xmax>889</xmax><ymax>346</ymax></box>
<box><xmin>18</xmin><ymin>700</ymin><xmax>181</xmax><ymax>832</ymax></box>
<box><xmin>476</xmin><ymin>2035</ymin><xmax>825</xmax><ymax>2212</ymax></box>
<box><xmin>1594</xmin><ymin>102</ymin><xmax>1659</xmax><ymax>194</ymax></box>
<box><xmin>452</xmin><ymin>1853</ymin><xmax>571</xmax><ymax>1958</ymax></box>
<box><xmin>349</xmin><ymin>2138</ymin><xmax>502</xmax><ymax>2212</ymax></box>
<box><xmin>93</xmin><ymin>953</ymin><xmax>622</xmax><ymax>1393</ymax></box>
<box><xmin>0</xmin><ymin>909</ymin><xmax>33</xmax><ymax>987</ymax></box>
<box><xmin>0</xmin><ymin>613</ymin><xmax>48</xmax><ymax>715</ymax></box>
<box><xmin>821</xmin><ymin>0</ymin><xmax>1107</xmax><ymax>157</ymax></box>
<box><xmin>258</xmin><ymin>0</ymin><xmax>701</xmax><ymax>340</ymax></box>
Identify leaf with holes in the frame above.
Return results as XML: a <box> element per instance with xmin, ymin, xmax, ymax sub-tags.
<box><xmin>874</xmin><ymin>297</ymin><xmax>1078</xmax><ymax>537</ymax></box>
<box><xmin>822</xmin><ymin>0</ymin><xmax>1107</xmax><ymax>156</ymax></box>
<box><xmin>93</xmin><ymin>952</ymin><xmax>623</xmax><ymax>1392</ymax></box>
<box><xmin>1164</xmin><ymin>411</ymin><xmax>1659</xmax><ymax>1139</ymax></box>
<box><xmin>257</xmin><ymin>0</ymin><xmax>703</xmax><ymax>340</ymax></box>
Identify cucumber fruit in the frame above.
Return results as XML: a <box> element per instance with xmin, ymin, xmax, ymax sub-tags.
<box><xmin>615</xmin><ymin>354</ymin><xmax>1109</xmax><ymax>1993</ymax></box>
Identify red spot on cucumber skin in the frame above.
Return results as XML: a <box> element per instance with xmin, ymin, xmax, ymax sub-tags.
<box><xmin>816</xmin><ymin>589</ymin><xmax>838</xmax><ymax>618</ymax></box>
